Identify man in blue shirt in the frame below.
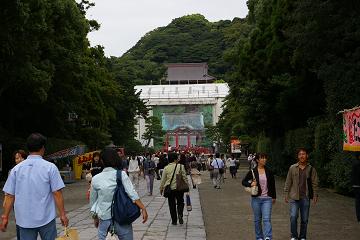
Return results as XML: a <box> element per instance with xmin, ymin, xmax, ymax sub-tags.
<box><xmin>0</xmin><ymin>133</ymin><xmax>69</xmax><ymax>239</ymax></box>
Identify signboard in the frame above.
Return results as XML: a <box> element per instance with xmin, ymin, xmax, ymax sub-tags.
<box><xmin>46</xmin><ymin>145</ymin><xmax>85</xmax><ymax>161</ymax></box>
<box><xmin>343</xmin><ymin>107</ymin><xmax>360</xmax><ymax>151</ymax></box>
<box><xmin>231</xmin><ymin>138</ymin><xmax>242</xmax><ymax>153</ymax></box>
<box><xmin>73</xmin><ymin>151</ymin><xmax>99</xmax><ymax>179</ymax></box>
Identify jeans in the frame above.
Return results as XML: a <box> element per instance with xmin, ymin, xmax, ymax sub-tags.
<box><xmin>98</xmin><ymin>219</ymin><xmax>133</xmax><ymax>240</ymax></box>
<box><xmin>129</xmin><ymin>172</ymin><xmax>139</xmax><ymax>188</ymax></box>
<box><xmin>251</xmin><ymin>197</ymin><xmax>273</xmax><ymax>240</ymax></box>
<box><xmin>167</xmin><ymin>190</ymin><xmax>185</xmax><ymax>224</ymax></box>
<box><xmin>16</xmin><ymin>224</ymin><xmax>20</xmax><ymax>239</ymax></box>
<box><xmin>290</xmin><ymin>198</ymin><xmax>310</xmax><ymax>239</ymax></box>
<box><xmin>17</xmin><ymin>219</ymin><xmax>56</xmax><ymax>240</ymax></box>
<box><xmin>145</xmin><ymin>174</ymin><xmax>155</xmax><ymax>194</ymax></box>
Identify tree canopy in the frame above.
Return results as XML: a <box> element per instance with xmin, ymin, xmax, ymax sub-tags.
<box><xmin>0</xmin><ymin>0</ymin><xmax>147</xmax><ymax>173</ymax></box>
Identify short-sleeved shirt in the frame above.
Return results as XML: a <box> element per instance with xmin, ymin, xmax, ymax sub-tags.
<box><xmin>211</xmin><ymin>158</ymin><xmax>225</xmax><ymax>169</ymax></box>
<box><xmin>3</xmin><ymin>155</ymin><xmax>65</xmax><ymax>228</ymax></box>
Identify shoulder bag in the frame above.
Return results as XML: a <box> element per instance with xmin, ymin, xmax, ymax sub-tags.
<box><xmin>176</xmin><ymin>165</ymin><xmax>189</xmax><ymax>192</ymax></box>
<box><xmin>164</xmin><ymin>164</ymin><xmax>178</xmax><ymax>198</ymax></box>
<box><xmin>111</xmin><ymin>170</ymin><xmax>141</xmax><ymax>225</ymax></box>
<box><xmin>244</xmin><ymin>169</ymin><xmax>258</xmax><ymax>195</ymax></box>
<box><xmin>216</xmin><ymin>159</ymin><xmax>224</xmax><ymax>174</ymax></box>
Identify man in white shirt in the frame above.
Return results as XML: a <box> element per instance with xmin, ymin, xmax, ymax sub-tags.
<box><xmin>128</xmin><ymin>155</ymin><xmax>140</xmax><ymax>188</ymax></box>
<box><xmin>211</xmin><ymin>152</ymin><xmax>225</xmax><ymax>189</ymax></box>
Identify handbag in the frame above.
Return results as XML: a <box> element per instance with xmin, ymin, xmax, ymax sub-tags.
<box><xmin>215</xmin><ymin>159</ymin><xmax>224</xmax><ymax>174</ymax></box>
<box><xmin>176</xmin><ymin>165</ymin><xmax>189</xmax><ymax>192</ymax></box>
<box><xmin>85</xmin><ymin>163</ymin><xmax>93</xmax><ymax>182</ymax></box>
<box><xmin>244</xmin><ymin>169</ymin><xmax>258</xmax><ymax>195</ymax></box>
<box><xmin>56</xmin><ymin>227</ymin><xmax>79</xmax><ymax>240</ymax></box>
<box><xmin>164</xmin><ymin>164</ymin><xmax>178</xmax><ymax>198</ymax></box>
<box><xmin>111</xmin><ymin>170</ymin><xmax>141</xmax><ymax>225</ymax></box>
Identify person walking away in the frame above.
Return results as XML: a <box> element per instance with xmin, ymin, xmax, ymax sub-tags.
<box><xmin>351</xmin><ymin>153</ymin><xmax>360</xmax><ymax>222</ymax></box>
<box><xmin>128</xmin><ymin>155</ymin><xmax>140</xmax><ymax>189</ymax></box>
<box><xmin>242</xmin><ymin>153</ymin><xmax>276</xmax><ymax>240</ymax></box>
<box><xmin>211</xmin><ymin>153</ymin><xmax>224</xmax><ymax>189</ymax></box>
<box><xmin>284</xmin><ymin>148</ymin><xmax>319</xmax><ymax>240</ymax></box>
<box><xmin>228</xmin><ymin>155</ymin><xmax>238</xmax><ymax>178</ymax></box>
<box><xmin>0</xmin><ymin>133</ymin><xmax>69</xmax><ymax>239</ymax></box>
<box><xmin>179</xmin><ymin>153</ymin><xmax>190</xmax><ymax>174</ymax></box>
<box><xmin>90</xmin><ymin>148</ymin><xmax>148</xmax><ymax>240</ymax></box>
<box><xmin>160</xmin><ymin>152</ymin><xmax>189</xmax><ymax>225</ymax></box>
<box><xmin>221</xmin><ymin>154</ymin><xmax>227</xmax><ymax>180</ymax></box>
<box><xmin>190</xmin><ymin>161</ymin><xmax>202</xmax><ymax>189</ymax></box>
<box><xmin>200</xmin><ymin>153</ymin><xmax>207</xmax><ymax>171</ymax></box>
<box><xmin>143</xmin><ymin>156</ymin><xmax>156</xmax><ymax>196</ymax></box>
<box><xmin>207</xmin><ymin>154</ymin><xmax>214</xmax><ymax>180</ymax></box>
<box><xmin>153</xmin><ymin>154</ymin><xmax>161</xmax><ymax>180</ymax></box>
<box><xmin>157</xmin><ymin>153</ymin><xmax>169</xmax><ymax>177</ymax></box>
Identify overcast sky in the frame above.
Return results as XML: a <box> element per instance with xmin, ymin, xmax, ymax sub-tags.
<box><xmin>86</xmin><ymin>0</ymin><xmax>249</xmax><ymax>57</ymax></box>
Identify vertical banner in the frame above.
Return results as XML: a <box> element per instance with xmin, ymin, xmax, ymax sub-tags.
<box><xmin>343</xmin><ymin>107</ymin><xmax>360</xmax><ymax>151</ymax></box>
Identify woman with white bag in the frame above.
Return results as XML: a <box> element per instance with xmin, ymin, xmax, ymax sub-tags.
<box><xmin>242</xmin><ymin>153</ymin><xmax>276</xmax><ymax>240</ymax></box>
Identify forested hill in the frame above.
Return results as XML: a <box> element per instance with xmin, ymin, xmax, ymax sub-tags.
<box><xmin>108</xmin><ymin>14</ymin><xmax>247</xmax><ymax>85</ymax></box>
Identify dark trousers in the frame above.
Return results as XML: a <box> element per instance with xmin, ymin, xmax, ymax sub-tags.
<box><xmin>167</xmin><ymin>190</ymin><xmax>184</xmax><ymax>224</ymax></box>
<box><xmin>355</xmin><ymin>188</ymin><xmax>360</xmax><ymax>222</ymax></box>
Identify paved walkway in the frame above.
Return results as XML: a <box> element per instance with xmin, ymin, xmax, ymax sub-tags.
<box><xmin>52</xmin><ymin>176</ymin><xmax>206</xmax><ymax>240</ymax></box>
<box><xmin>199</xmin><ymin>165</ymin><xmax>360</xmax><ymax>240</ymax></box>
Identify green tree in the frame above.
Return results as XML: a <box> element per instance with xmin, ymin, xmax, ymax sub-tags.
<box><xmin>142</xmin><ymin>116</ymin><xmax>165</xmax><ymax>151</ymax></box>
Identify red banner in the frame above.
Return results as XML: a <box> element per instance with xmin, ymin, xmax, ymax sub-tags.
<box><xmin>343</xmin><ymin>107</ymin><xmax>360</xmax><ymax>151</ymax></box>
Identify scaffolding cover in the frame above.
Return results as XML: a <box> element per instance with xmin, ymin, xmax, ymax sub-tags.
<box><xmin>162</xmin><ymin>113</ymin><xmax>204</xmax><ymax>131</ymax></box>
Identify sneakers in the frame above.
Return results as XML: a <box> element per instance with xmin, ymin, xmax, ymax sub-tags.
<box><xmin>290</xmin><ymin>238</ymin><xmax>297</xmax><ymax>240</ymax></box>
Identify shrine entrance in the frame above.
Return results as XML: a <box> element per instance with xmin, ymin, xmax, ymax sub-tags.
<box><xmin>165</xmin><ymin>127</ymin><xmax>204</xmax><ymax>150</ymax></box>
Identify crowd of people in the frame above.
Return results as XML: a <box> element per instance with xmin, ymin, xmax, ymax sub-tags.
<box><xmin>0</xmin><ymin>133</ymin><xmax>359</xmax><ymax>240</ymax></box>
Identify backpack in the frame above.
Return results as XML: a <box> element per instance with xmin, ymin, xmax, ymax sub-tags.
<box><xmin>111</xmin><ymin>171</ymin><xmax>141</xmax><ymax>225</ymax></box>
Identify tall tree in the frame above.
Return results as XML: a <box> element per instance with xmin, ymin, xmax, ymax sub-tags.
<box><xmin>142</xmin><ymin>116</ymin><xmax>165</xmax><ymax>150</ymax></box>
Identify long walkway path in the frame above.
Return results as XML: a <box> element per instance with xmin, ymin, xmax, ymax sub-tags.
<box><xmin>1</xmin><ymin>175</ymin><xmax>206</xmax><ymax>240</ymax></box>
<box><xmin>199</xmin><ymin>164</ymin><xmax>360</xmax><ymax>240</ymax></box>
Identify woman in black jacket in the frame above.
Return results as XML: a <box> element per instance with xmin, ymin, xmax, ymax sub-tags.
<box><xmin>242</xmin><ymin>153</ymin><xmax>276</xmax><ymax>240</ymax></box>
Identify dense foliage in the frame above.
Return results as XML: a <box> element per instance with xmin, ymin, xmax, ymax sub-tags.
<box><xmin>0</xmin><ymin>0</ymin><xmax>146</xmax><ymax>174</ymax></box>
<box><xmin>110</xmin><ymin>14</ymin><xmax>246</xmax><ymax>85</ymax></box>
<box><xmin>218</xmin><ymin>0</ymin><xmax>360</xmax><ymax>193</ymax></box>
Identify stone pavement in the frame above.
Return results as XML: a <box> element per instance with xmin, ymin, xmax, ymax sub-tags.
<box><xmin>199</xmin><ymin>165</ymin><xmax>360</xmax><ymax>240</ymax></box>
<box><xmin>53</xmin><ymin>175</ymin><xmax>206</xmax><ymax>240</ymax></box>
